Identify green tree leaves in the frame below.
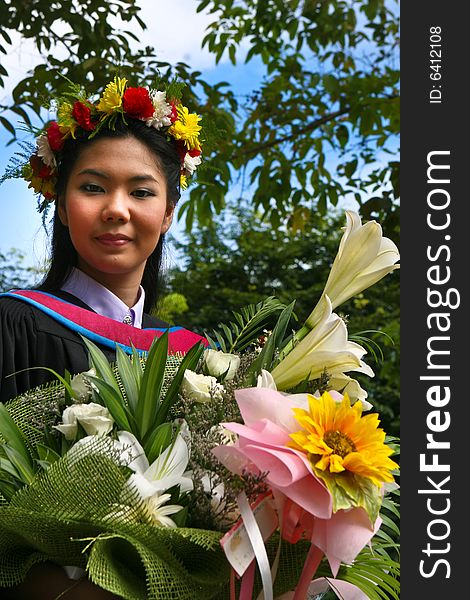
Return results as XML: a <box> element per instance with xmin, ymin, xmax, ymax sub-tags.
<box><xmin>0</xmin><ymin>249</ymin><xmax>43</xmax><ymax>292</ymax></box>
<box><xmin>190</xmin><ymin>0</ymin><xmax>399</xmax><ymax>229</ymax></box>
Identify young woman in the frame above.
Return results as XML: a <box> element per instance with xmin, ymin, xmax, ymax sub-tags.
<box><xmin>0</xmin><ymin>78</ymin><xmax>205</xmax><ymax>597</ymax></box>
<box><xmin>0</xmin><ymin>78</ymin><xmax>205</xmax><ymax>402</ymax></box>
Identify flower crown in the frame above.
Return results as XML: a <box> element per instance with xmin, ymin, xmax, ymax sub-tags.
<box><xmin>22</xmin><ymin>77</ymin><xmax>202</xmax><ymax>210</ymax></box>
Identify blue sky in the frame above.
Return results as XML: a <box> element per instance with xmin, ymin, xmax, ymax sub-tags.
<box><xmin>0</xmin><ymin>0</ymin><xmax>266</xmax><ymax>270</ymax></box>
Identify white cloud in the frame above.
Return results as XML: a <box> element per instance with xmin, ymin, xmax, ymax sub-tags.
<box><xmin>1</xmin><ymin>0</ymin><xmax>218</xmax><ymax>104</ymax></box>
<box><xmin>137</xmin><ymin>0</ymin><xmax>219</xmax><ymax>69</ymax></box>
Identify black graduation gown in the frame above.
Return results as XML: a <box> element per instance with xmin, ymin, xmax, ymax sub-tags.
<box><xmin>0</xmin><ymin>290</ymin><xmax>170</xmax><ymax>403</ymax></box>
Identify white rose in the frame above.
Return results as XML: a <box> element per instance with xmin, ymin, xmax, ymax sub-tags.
<box><xmin>70</xmin><ymin>368</ymin><xmax>96</xmax><ymax>401</ymax></box>
<box><xmin>203</xmin><ymin>349</ymin><xmax>240</xmax><ymax>381</ymax></box>
<box><xmin>181</xmin><ymin>369</ymin><xmax>224</xmax><ymax>403</ymax></box>
<box><xmin>53</xmin><ymin>402</ymin><xmax>114</xmax><ymax>441</ymax></box>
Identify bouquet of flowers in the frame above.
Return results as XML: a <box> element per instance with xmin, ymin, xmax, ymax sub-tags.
<box><xmin>0</xmin><ymin>211</ymin><xmax>400</xmax><ymax>600</ymax></box>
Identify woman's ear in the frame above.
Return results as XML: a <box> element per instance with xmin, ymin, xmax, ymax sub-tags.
<box><xmin>161</xmin><ymin>206</ymin><xmax>175</xmax><ymax>234</ymax></box>
<box><xmin>57</xmin><ymin>196</ymin><xmax>68</xmax><ymax>226</ymax></box>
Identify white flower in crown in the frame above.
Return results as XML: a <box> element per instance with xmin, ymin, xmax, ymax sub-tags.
<box><xmin>146</xmin><ymin>90</ymin><xmax>173</xmax><ymax>129</ymax></box>
<box><xmin>36</xmin><ymin>133</ymin><xmax>57</xmax><ymax>169</ymax></box>
<box><xmin>183</xmin><ymin>152</ymin><xmax>202</xmax><ymax>176</ymax></box>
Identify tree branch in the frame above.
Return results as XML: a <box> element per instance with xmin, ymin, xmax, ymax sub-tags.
<box><xmin>233</xmin><ymin>92</ymin><xmax>399</xmax><ymax>160</ymax></box>
<box><xmin>235</xmin><ymin>107</ymin><xmax>350</xmax><ymax>158</ymax></box>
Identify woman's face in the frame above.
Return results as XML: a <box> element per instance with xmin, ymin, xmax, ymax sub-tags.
<box><xmin>58</xmin><ymin>136</ymin><xmax>174</xmax><ymax>289</ymax></box>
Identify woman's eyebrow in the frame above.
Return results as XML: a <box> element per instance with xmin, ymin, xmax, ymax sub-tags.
<box><xmin>76</xmin><ymin>169</ymin><xmax>159</xmax><ymax>183</ymax></box>
<box><xmin>77</xmin><ymin>168</ymin><xmax>109</xmax><ymax>179</ymax></box>
<box><xmin>129</xmin><ymin>174</ymin><xmax>159</xmax><ymax>183</ymax></box>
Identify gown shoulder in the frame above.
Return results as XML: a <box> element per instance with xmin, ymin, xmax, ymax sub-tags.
<box><xmin>0</xmin><ymin>293</ymin><xmax>93</xmax><ymax>402</ymax></box>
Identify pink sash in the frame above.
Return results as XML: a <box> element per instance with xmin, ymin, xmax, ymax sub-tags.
<box><xmin>3</xmin><ymin>290</ymin><xmax>207</xmax><ymax>354</ymax></box>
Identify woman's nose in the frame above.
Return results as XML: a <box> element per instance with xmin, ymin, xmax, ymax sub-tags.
<box><xmin>101</xmin><ymin>192</ymin><xmax>130</xmax><ymax>222</ymax></box>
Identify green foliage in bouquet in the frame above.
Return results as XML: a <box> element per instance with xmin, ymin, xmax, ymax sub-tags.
<box><xmin>0</xmin><ymin>334</ymin><xmax>232</xmax><ymax>598</ymax></box>
<box><xmin>204</xmin><ymin>295</ymin><xmax>290</xmax><ymax>354</ymax></box>
<box><xmin>204</xmin><ymin>295</ymin><xmax>298</xmax><ymax>387</ymax></box>
<box><xmin>0</xmin><ymin>333</ymin><xmax>204</xmax><ymax>500</ymax></box>
<box><xmin>82</xmin><ymin>333</ymin><xmax>203</xmax><ymax>461</ymax></box>
<box><xmin>0</xmin><ymin>327</ymin><xmax>400</xmax><ymax>599</ymax></box>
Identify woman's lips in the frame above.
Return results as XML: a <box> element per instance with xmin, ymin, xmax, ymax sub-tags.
<box><xmin>96</xmin><ymin>234</ymin><xmax>131</xmax><ymax>246</ymax></box>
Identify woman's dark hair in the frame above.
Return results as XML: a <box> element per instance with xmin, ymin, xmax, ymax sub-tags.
<box><xmin>38</xmin><ymin>119</ymin><xmax>181</xmax><ymax>312</ymax></box>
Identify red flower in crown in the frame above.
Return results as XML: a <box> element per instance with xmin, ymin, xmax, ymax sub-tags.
<box><xmin>30</xmin><ymin>155</ymin><xmax>54</xmax><ymax>179</ymax></box>
<box><xmin>46</xmin><ymin>122</ymin><xmax>64</xmax><ymax>152</ymax></box>
<box><xmin>72</xmin><ymin>101</ymin><xmax>96</xmax><ymax>131</ymax></box>
<box><xmin>169</xmin><ymin>101</ymin><xmax>179</xmax><ymax>124</ymax></box>
<box><xmin>175</xmin><ymin>140</ymin><xmax>187</xmax><ymax>163</ymax></box>
<box><xmin>122</xmin><ymin>87</ymin><xmax>155</xmax><ymax>120</ymax></box>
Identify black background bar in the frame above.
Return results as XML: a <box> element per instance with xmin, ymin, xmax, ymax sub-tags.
<box><xmin>401</xmin><ymin>3</ymin><xmax>465</xmax><ymax>598</ymax></box>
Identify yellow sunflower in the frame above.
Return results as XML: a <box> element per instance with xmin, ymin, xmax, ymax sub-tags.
<box><xmin>169</xmin><ymin>105</ymin><xmax>202</xmax><ymax>150</ymax></box>
<box><xmin>289</xmin><ymin>392</ymin><xmax>398</xmax><ymax>487</ymax></box>
<box><xmin>97</xmin><ymin>77</ymin><xmax>128</xmax><ymax>114</ymax></box>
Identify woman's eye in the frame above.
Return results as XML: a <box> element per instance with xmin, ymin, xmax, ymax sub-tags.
<box><xmin>132</xmin><ymin>189</ymin><xmax>155</xmax><ymax>198</ymax></box>
<box><xmin>82</xmin><ymin>184</ymin><xmax>103</xmax><ymax>193</ymax></box>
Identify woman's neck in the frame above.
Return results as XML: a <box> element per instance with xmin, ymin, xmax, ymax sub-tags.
<box><xmin>76</xmin><ymin>264</ymin><xmax>143</xmax><ymax>308</ymax></box>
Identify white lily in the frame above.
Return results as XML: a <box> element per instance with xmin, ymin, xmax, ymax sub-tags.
<box><xmin>256</xmin><ymin>369</ymin><xmax>277</xmax><ymax>390</ymax></box>
<box><xmin>271</xmin><ymin>296</ymin><xmax>373</xmax><ymax>391</ymax></box>
<box><xmin>112</xmin><ymin>431</ymin><xmax>193</xmax><ymax>526</ymax></box>
<box><xmin>142</xmin><ymin>492</ymin><xmax>182</xmax><ymax>528</ymax></box>
<box><xmin>71</xmin><ymin>433</ymin><xmax>187</xmax><ymax>528</ymax></box>
<box><xmin>327</xmin><ymin>372</ymin><xmax>373</xmax><ymax>410</ymax></box>
<box><xmin>306</xmin><ymin>210</ymin><xmax>400</xmax><ymax>328</ymax></box>
<box><xmin>115</xmin><ymin>431</ymin><xmax>193</xmax><ymax>500</ymax></box>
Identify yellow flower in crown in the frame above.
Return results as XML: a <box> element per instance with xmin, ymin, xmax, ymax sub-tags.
<box><xmin>169</xmin><ymin>105</ymin><xmax>202</xmax><ymax>151</ymax></box>
<box><xmin>180</xmin><ymin>173</ymin><xmax>188</xmax><ymax>190</ymax></box>
<box><xmin>57</xmin><ymin>102</ymin><xmax>78</xmax><ymax>138</ymax></box>
<box><xmin>97</xmin><ymin>76</ymin><xmax>128</xmax><ymax>114</ymax></box>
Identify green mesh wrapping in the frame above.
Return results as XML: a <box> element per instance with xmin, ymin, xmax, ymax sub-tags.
<box><xmin>0</xmin><ymin>436</ymin><xmax>230</xmax><ymax>598</ymax></box>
